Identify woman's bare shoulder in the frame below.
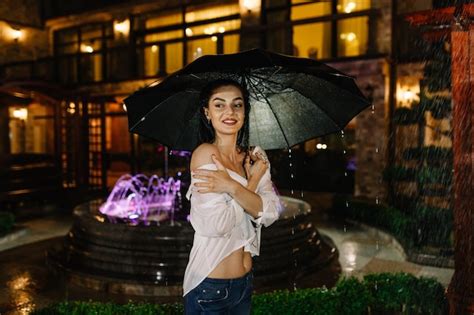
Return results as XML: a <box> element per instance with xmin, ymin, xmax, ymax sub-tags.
<box><xmin>190</xmin><ymin>143</ymin><xmax>220</xmax><ymax>171</ymax></box>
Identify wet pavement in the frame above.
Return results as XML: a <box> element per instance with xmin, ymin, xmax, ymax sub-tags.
<box><xmin>0</xmin><ymin>192</ymin><xmax>454</xmax><ymax>314</ymax></box>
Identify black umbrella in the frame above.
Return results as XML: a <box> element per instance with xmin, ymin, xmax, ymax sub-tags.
<box><xmin>124</xmin><ymin>48</ymin><xmax>370</xmax><ymax>151</ymax></box>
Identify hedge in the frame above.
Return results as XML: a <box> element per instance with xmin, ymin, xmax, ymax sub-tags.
<box><xmin>0</xmin><ymin>211</ymin><xmax>15</xmax><ymax>236</ymax></box>
<box><xmin>33</xmin><ymin>273</ymin><xmax>447</xmax><ymax>315</ymax></box>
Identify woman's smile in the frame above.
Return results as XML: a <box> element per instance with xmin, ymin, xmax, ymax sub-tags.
<box><xmin>222</xmin><ymin>118</ymin><xmax>238</xmax><ymax>126</ymax></box>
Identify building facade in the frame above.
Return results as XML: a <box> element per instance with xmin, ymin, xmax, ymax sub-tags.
<box><xmin>0</xmin><ymin>0</ymin><xmax>455</xmax><ymax>205</ymax></box>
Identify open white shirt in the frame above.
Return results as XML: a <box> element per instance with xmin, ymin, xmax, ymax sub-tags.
<box><xmin>182</xmin><ymin>149</ymin><xmax>282</xmax><ymax>297</ymax></box>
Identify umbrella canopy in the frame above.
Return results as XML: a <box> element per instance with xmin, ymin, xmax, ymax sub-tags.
<box><xmin>124</xmin><ymin>48</ymin><xmax>371</xmax><ymax>151</ymax></box>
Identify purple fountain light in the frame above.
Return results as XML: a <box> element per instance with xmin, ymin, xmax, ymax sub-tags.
<box><xmin>99</xmin><ymin>174</ymin><xmax>182</xmax><ymax>224</ymax></box>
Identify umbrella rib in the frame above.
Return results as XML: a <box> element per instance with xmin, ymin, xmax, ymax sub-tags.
<box><xmin>247</xmin><ymin>75</ymin><xmax>291</xmax><ymax>149</ymax></box>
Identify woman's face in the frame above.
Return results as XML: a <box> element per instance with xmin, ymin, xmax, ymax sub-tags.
<box><xmin>204</xmin><ymin>84</ymin><xmax>245</xmax><ymax>136</ymax></box>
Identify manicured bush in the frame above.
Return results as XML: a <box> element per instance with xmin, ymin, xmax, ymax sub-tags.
<box><xmin>32</xmin><ymin>301</ymin><xmax>184</xmax><ymax>315</ymax></box>
<box><xmin>33</xmin><ymin>273</ymin><xmax>447</xmax><ymax>315</ymax></box>
<box><xmin>0</xmin><ymin>211</ymin><xmax>15</xmax><ymax>236</ymax></box>
<box><xmin>364</xmin><ymin>273</ymin><xmax>448</xmax><ymax>314</ymax></box>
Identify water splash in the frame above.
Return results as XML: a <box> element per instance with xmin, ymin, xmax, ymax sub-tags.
<box><xmin>99</xmin><ymin>174</ymin><xmax>182</xmax><ymax>223</ymax></box>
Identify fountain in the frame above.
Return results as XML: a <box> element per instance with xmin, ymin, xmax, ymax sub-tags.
<box><xmin>47</xmin><ymin>172</ymin><xmax>338</xmax><ymax>300</ymax></box>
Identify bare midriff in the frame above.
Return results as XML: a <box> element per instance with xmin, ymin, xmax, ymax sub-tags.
<box><xmin>207</xmin><ymin>247</ymin><xmax>252</xmax><ymax>279</ymax></box>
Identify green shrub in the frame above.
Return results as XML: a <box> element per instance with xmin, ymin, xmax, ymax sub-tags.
<box><xmin>0</xmin><ymin>211</ymin><xmax>15</xmax><ymax>236</ymax></box>
<box><xmin>364</xmin><ymin>273</ymin><xmax>448</xmax><ymax>314</ymax></box>
<box><xmin>33</xmin><ymin>273</ymin><xmax>448</xmax><ymax>315</ymax></box>
<box><xmin>32</xmin><ymin>301</ymin><xmax>184</xmax><ymax>315</ymax></box>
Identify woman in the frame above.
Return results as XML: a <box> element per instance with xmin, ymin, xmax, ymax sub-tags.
<box><xmin>183</xmin><ymin>79</ymin><xmax>281</xmax><ymax>314</ymax></box>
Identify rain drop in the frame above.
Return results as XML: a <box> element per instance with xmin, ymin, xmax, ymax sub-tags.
<box><xmin>293</xmin><ymin>282</ymin><xmax>297</xmax><ymax>291</ymax></box>
<box><xmin>344</xmin><ymin>225</ymin><xmax>347</xmax><ymax>232</ymax></box>
<box><xmin>291</xmin><ymin>189</ymin><xmax>294</xmax><ymax>195</ymax></box>
<box><xmin>291</xmin><ymin>173</ymin><xmax>294</xmax><ymax>178</ymax></box>
<box><xmin>344</xmin><ymin>171</ymin><xmax>348</xmax><ymax>177</ymax></box>
<box><xmin>291</xmin><ymin>228</ymin><xmax>295</xmax><ymax>235</ymax></box>
<box><xmin>375</xmin><ymin>197</ymin><xmax>379</xmax><ymax>204</ymax></box>
<box><xmin>345</xmin><ymin>201</ymin><xmax>349</xmax><ymax>208</ymax></box>
<box><xmin>375</xmin><ymin>147</ymin><xmax>379</xmax><ymax>153</ymax></box>
<box><xmin>140</xmin><ymin>117</ymin><xmax>145</xmax><ymax>121</ymax></box>
<box><xmin>300</xmin><ymin>191</ymin><xmax>304</xmax><ymax>198</ymax></box>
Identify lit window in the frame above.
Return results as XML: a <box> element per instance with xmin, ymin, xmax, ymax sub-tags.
<box><xmin>293</xmin><ymin>22</ymin><xmax>331</xmax><ymax>59</ymax></box>
<box><xmin>291</xmin><ymin>1</ymin><xmax>332</xmax><ymax>20</ymax></box>
<box><xmin>337</xmin><ymin>17</ymin><xmax>368</xmax><ymax>57</ymax></box>
<box><xmin>336</xmin><ymin>0</ymin><xmax>371</xmax><ymax>14</ymax></box>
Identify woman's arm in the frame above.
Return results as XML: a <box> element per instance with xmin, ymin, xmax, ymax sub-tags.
<box><xmin>190</xmin><ymin>144</ymin><xmax>268</xmax><ymax>219</ymax></box>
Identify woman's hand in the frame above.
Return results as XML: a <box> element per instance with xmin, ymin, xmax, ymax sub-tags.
<box><xmin>244</xmin><ymin>147</ymin><xmax>269</xmax><ymax>186</ymax></box>
<box><xmin>192</xmin><ymin>154</ymin><xmax>238</xmax><ymax>194</ymax></box>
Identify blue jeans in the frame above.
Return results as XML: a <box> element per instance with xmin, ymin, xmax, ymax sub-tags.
<box><xmin>184</xmin><ymin>270</ymin><xmax>253</xmax><ymax>314</ymax></box>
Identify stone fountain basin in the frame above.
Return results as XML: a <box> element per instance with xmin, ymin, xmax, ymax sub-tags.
<box><xmin>48</xmin><ymin>196</ymin><xmax>337</xmax><ymax>297</ymax></box>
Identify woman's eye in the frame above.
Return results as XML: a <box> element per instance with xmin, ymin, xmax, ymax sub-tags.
<box><xmin>215</xmin><ymin>103</ymin><xmax>224</xmax><ymax>108</ymax></box>
<box><xmin>234</xmin><ymin>103</ymin><xmax>243</xmax><ymax>108</ymax></box>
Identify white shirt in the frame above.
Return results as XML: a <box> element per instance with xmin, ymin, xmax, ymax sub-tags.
<box><xmin>182</xmin><ymin>149</ymin><xmax>282</xmax><ymax>297</ymax></box>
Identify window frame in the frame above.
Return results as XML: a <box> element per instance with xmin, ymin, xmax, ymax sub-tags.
<box><xmin>262</xmin><ymin>0</ymin><xmax>380</xmax><ymax>59</ymax></box>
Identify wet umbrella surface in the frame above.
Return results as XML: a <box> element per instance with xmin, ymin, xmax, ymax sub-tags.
<box><xmin>124</xmin><ymin>48</ymin><xmax>371</xmax><ymax>150</ymax></box>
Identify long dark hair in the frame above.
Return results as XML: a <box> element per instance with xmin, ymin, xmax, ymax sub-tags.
<box><xmin>198</xmin><ymin>79</ymin><xmax>251</xmax><ymax>153</ymax></box>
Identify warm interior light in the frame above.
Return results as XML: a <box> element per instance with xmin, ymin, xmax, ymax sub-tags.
<box><xmin>204</xmin><ymin>26</ymin><xmax>216</xmax><ymax>35</ymax></box>
<box><xmin>185</xmin><ymin>28</ymin><xmax>193</xmax><ymax>36</ymax></box>
<box><xmin>218</xmin><ymin>26</ymin><xmax>226</xmax><ymax>33</ymax></box>
<box><xmin>12</xmin><ymin>108</ymin><xmax>28</xmax><ymax>120</ymax></box>
<box><xmin>211</xmin><ymin>36</ymin><xmax>218</xmax><ymax>42</ymax></box>
<box><xmin>344</xmin><ymin>1</ymin><xmax>357</xmax><ymax>13</ymax></box>
<box><xmin>114</xmin><ymin>19</ymin><xmax>130</xmax><ymax>36</ymax></box>
<box><xmin>151</xmin><ymin>45</ymin><xmax>158</xmax><ymax>53</ymax></box>
<box><xmin>340</xmin><ymin>32</ymin><xmax>357</xmax><ymax>41</ymax></box>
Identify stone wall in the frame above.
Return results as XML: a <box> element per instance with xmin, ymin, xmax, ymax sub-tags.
<box><xmin>373</xmin><ymin>0</ymin><xmax>392</xmax><ymax>54</ymax></box>
<box><xmin>328</xmin><ymin>58</ymin><xmax>389</xmax><ymax>201</ymax></box>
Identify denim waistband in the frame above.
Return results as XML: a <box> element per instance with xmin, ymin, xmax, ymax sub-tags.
<box><xmin>201</xmin><ymin>269</ymin><xmax>253</xmax><ymax>285</ymax></box>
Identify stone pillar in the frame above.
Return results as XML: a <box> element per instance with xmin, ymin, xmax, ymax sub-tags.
<box><xmin>238</xmin><ymin>0</ymin><xmax>262</xmax><ymax>51</ymax></box>
<box><xmin>0</xmin><ymin>106</ymin><xmax>10</xmax><ymax>154</ymax></box>
<box><xmin>447</xmin><ymin>17</ymin><xmax>474</xmax><ymax>314</ymax></box>
<box><xmin>329</xmin><ymin>58</ymin><xmax>389</xmax><ymax>201</ymax></box>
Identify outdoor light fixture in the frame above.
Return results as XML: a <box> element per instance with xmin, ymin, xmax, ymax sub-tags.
<box><xmin>397</xmin><ymin>85</ymin><xmax>419</xmax><ymax>108</ymax></box>
<box><xmin>9</xmin><ymin>27</ymin><xmax>23</xmax><ymax>42</ymax></box>
<box><xmin>80</xmin><ymin>44</ymin><xmax>94</xmax><ymax>53</ymax></box>
<box><xmin>12</xmin><ymin>108</ymin><xmax>28</xmax><ymax>120</ymax></box>
<box><xmin>240</xmin><ymin>0</ymin><xmax>260</xmax><ymax>13</ymax></box>
<box><xmin>114</xmin><ymin>19</ymin><xmax>130</xmax><ymax>37</ymax></box>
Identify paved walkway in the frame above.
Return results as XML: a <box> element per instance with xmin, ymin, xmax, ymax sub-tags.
<box><xmin>0</xmin><ymin>192</ymin><xmax>454</xmax><ymax>314</ymax></box>
<box><xmin>279</xmin><ymin>190</ymin><xmax>454</xmax><ymax>287</ymax></box>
